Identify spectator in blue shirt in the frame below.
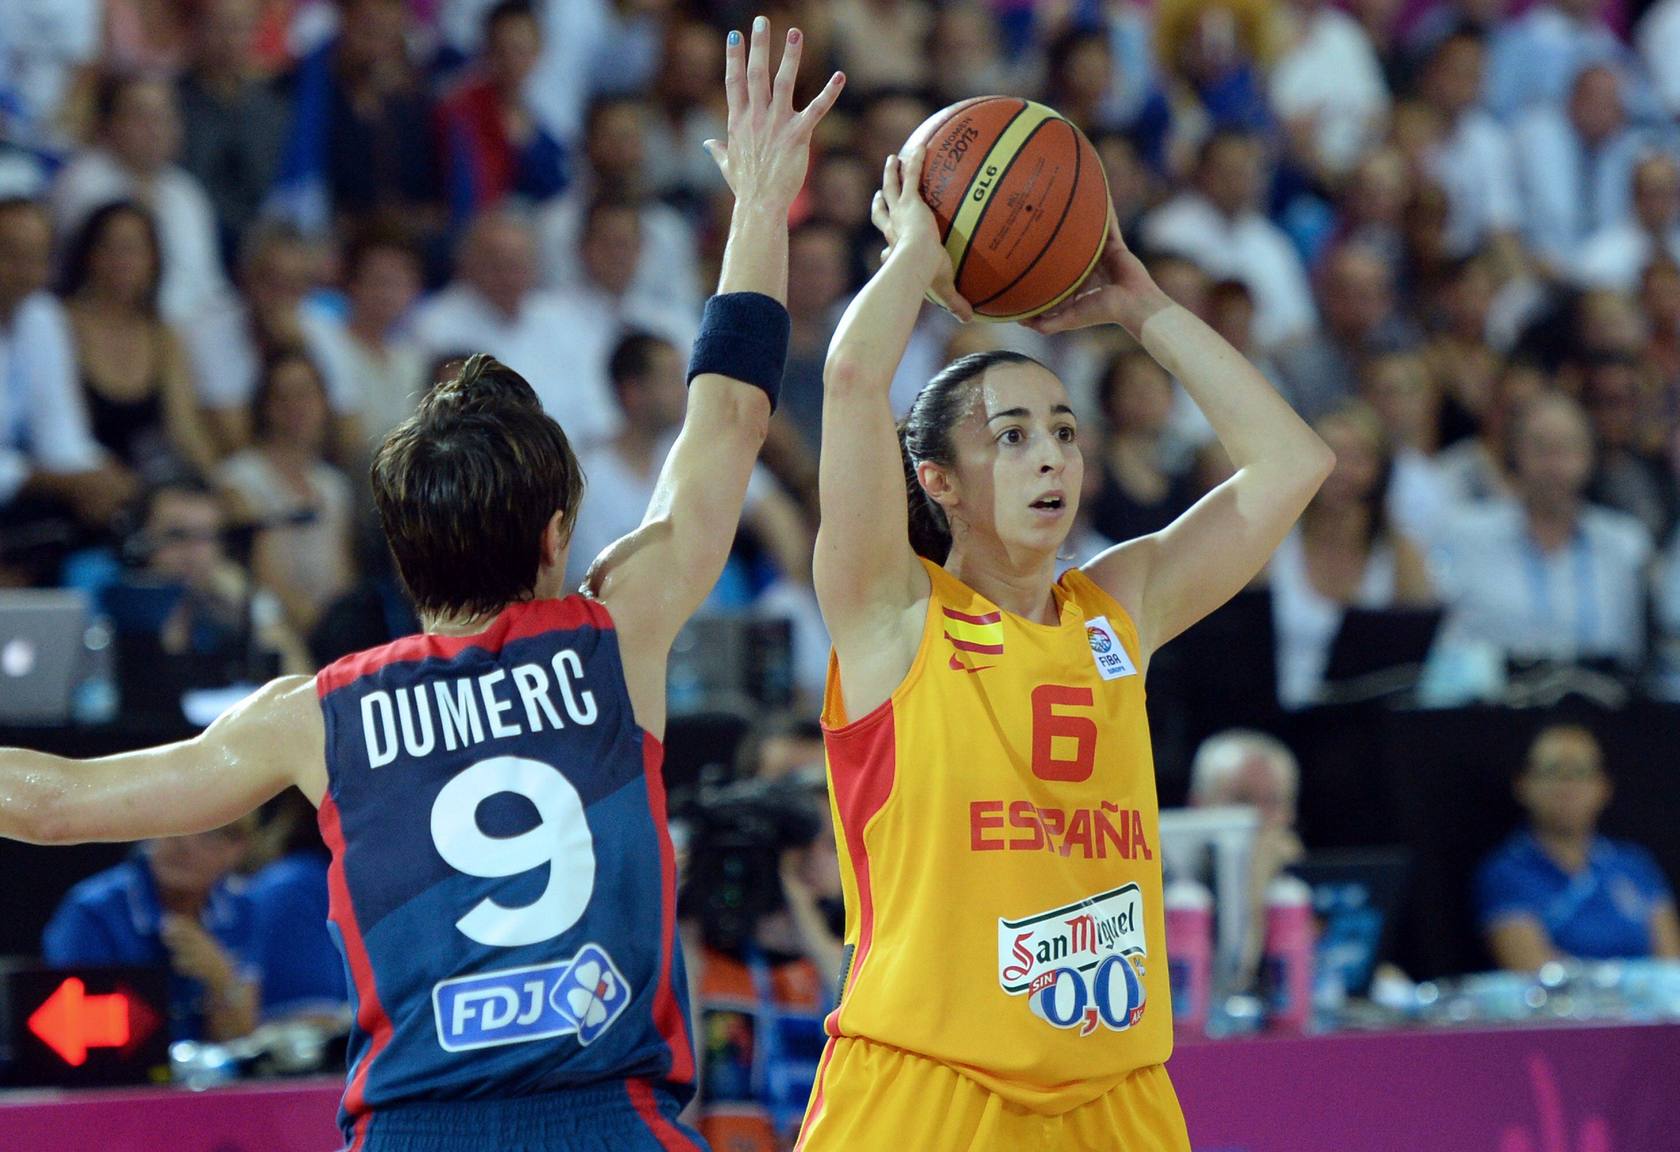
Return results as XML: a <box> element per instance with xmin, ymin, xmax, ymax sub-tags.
<box><xmin>1476</xmin><ymin>724</ymin><xmax>1680</xmax><ymax>969</ymax></box>
<box><xmin>246</xmin><ymin>792</ymin><xmax>348</xmax><ymax>1024</ymax></box>
<box><xmin>42</xmin><ymin>819</ymin><xmax>260</xmax><ymax>1041</ymax></box>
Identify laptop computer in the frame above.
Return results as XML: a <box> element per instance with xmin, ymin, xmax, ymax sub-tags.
<box><xmin>1293</xmin><ymin>848</ymin><xmax>1411</xmax><ymax>997</ymax></box>
<box><xmin>0</xmin><ymin>589</ymin><xmax>88</xmax><ymax>725</ymax></box>
<box><xmin>1320</xmin><ymin>605</ymin><xmax>1445</xmax><ymax>704</ymax></box>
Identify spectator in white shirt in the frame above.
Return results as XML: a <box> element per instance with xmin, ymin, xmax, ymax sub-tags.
<box><xmin>1269</xmin><ymin>402</ymin><xmax>1436</xmax><ymax>709</ymax></box>
<box><xmin>0</xmin><ymin>199</ymin><xmax>134</xmax><ymax>584</ymax></box>
<box><xmin>1273</xmin><ymin>243</ymin><xmax>1418</xmax><ymax>422</ymax></box>
<box><xmin>535</xmin><ymin>95</ymin><xmax>701</xmax><ymax>317</ymax></box>
<box><xmin>1270</xmin><ymin>0</ymin><xmax>1391</xmax><ymax>179</ymax></box>
<box><xmin>51</xmin><ymin>73</ymin><xmax>228</xmax><ymax>324</ymax></box>
<box><xmin>1487</xmin><ymin>0</ymin><xmax>1648</xmax><ymax>123</ymax></box>
<box><xmin>417</xmin><ymin>205</ymin><xmax>673</xmax><ymax>448</ymax></box>
<box><xmin>183</xmin><ymin>222</ymin><xmax>360</xmax><ymax>455</ymax></box>
<box><xmin>0</xmin><ymin>0</ymin><xmax>102</xmax><ymax>150</ymax></box>
<box><xmin>1360</xmin><ymin>350</ymin><xmax>1453</xmax><ymax>545</ymax></box>
<box><xmin>1638</xmin><ymin>0</ymin><xmax>1680</xmax><ymax>118</ymax></box>
<box><xmin>299</xmin><ymin>224</ymin><xmax>427</xmax><ymax>456</ymax></box>
<box><xmin>643</xmin><ymin>18</ymin><xmax>729</xmax><ymax>211</ymax></box>
<box><xmin>1515</xmin><ymin>65</ymin><xmax>1649</xmax><ymax>274</ymax></box>
<box><xmin>1141</xmin><ymin>131</ymin><xmax>1317</xmax><ymax>349</ymax></box>
<box><xmin>566</xmin><ymin>331</ymin><xmax>810</xmax><ymax>593</ymax></box>
<box><xmin>216</xmin><ymin>349</ymin><xmax>356</xmax><ymax>633</ymax></box>
<box><xmin>1435</xmin><ymin>391</ymin><xmax>1653</xmax><ymax>670</ymax></box>
<box><xmin>1420</xmin><ymin>29</ymin><xmax>1522</xmax><ymax>259</ymax></box>
<box><xmin>1656</xmin><ymin>524</ymin><xmax>1680</xmax><ymax>698</ymax></box>
<box><xmin>569</xmin><ymin>331</ymin><xmax>824</xmax><ymax>694</ymax></box>
<box><xmin>1572</xmin><ymin>152</ymin><xmax>1680</xmax><ymax>292</ymax></box>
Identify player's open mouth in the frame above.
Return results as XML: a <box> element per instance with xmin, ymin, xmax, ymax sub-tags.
<box><xmin>1030</xmin><ymin>494</ymin><xmax>1065</xmax><ymax>513</ymax></box>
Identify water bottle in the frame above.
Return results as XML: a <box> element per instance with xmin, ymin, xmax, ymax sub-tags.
<box><xmin>1260</xmin><ymin>874</ymin><xmax>1315</xmax><ymax>1033</ymax></box>
<box><xmin>72</xmin><ymin>615</ymin><xmax>119</xmax><ymax>725</ymax></box>
<box><xmin>1164</xmin><ymin>875</ymin><xmax>1214</xmax><ymax>1038</ymax></box>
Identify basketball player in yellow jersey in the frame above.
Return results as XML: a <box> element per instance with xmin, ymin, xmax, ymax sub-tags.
<box><xmin>795</xmin><ymin>147</ymin><xmax>1335</xmax><ymax>1151</ymax></box>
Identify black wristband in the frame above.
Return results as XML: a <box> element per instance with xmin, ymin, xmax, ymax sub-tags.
<box><xmin>686</xmin><ymin>291</ymin><xmax>790</xmax><ymax>410</ymax></box>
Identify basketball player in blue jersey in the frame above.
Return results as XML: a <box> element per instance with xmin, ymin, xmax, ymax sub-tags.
<box><xmin>0</xmin><ymin>18</ymin><xmax>841</xmax><ymax>1152</ymax></box>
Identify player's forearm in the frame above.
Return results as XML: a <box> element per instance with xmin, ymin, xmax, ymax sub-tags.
<box><xmin>825</xmin><ymin>246</ymin><xmax>935</xmax><ymax>396</ymax></box>
<box><xmin>1139</xmin><ymin>304</ymin><xmax>1333</xmax><ymax>483</ymax></box>
<box><xmin>715</xmin><ymin>201</ymin><xmax>790</xmax><ymax>304</ymax></box>
<box><xmin>0</xmin><ymin>749</ymin><xmax>75</xmax><ymax>845</ymax></box>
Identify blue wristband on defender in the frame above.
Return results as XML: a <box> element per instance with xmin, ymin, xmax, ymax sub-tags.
<box><xmin>686</xmin><ymin>291</ymin><xmax>790</xmax><ymax>410</ymax></box>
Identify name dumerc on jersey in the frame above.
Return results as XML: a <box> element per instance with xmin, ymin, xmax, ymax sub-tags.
<box><xmin>313</xmin><ymin>598</ymin><xmax>694</xmax><ymax>1147</ymax></box>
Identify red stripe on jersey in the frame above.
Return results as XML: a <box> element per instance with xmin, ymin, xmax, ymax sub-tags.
<box><xmin>627</xmin><ymin>1079</ymin><xmax>700</xmax><ymax>1151</ymax></box>
<box><xmin>820</xmin><ymin>701</ymin><xmax>897</xmax><ymax>1039</ymax></box>
<box><xmin>318</xmin><ymin>793</ymin><xmax>393</xmax><ymax>1134</ymax></box>
<box><xmin>642</xmin><ymin>731</ymin><xmax>695</xmax><ymax>1085</ymax></box>
<box><xmin>792</xmin><ymin>1041</ymin><xmax>838</xmax><ymax>1152</ymax></box>
<box><xmin>941</xmin><ymin>606</ymin><xmax>1002</xmax><ymax>626</ymax></box>
<box><xmin>944</xmin><ymin>633</ymin><xmax>1005</xmax><ymax>655</ymax></box>
<box><xmin>315</xmin><ymin>596</ymin><xmax>614</xmax><ymax>697</ymax></box>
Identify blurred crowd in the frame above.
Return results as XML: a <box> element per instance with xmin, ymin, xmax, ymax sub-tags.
<box><xmin>7</xmin><ymin>0</ymin><xmax>1680</xmax><ymax>1144</ymax></box>
<box><xmin>5</xmin><ymin>0</ymin><xmax>1680</xmax><ymax>715</ymax></box>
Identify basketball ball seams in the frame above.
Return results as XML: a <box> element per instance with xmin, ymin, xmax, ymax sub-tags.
<box><xmin>951</xmin><ymin>117</ymin><xmax>1054</xmax><ymax>295</ymax></box>
<box><xmin>907</xmin><ymin>94</ymin><xmax>1111</xmax><ymax>322</ymax></box>
<box><xmin>912</xmin><ymin>95</ymin><xmax>1015</xmax><ymax>244</ymax></box>
<box><xmin>947</xmin><ymin>105</ymin><xmax>1056</xmax><ymax>292</ymax></box>
<box><xmin>939</xmin><ymin>102</ymin><xmax>1034</xmax><ymax>274</ymax></box>
<box><xmin>982</xmin><ymin>227</ymin><xmax>1106</xmax><ymax>322</ymax></box>
<box><xmin>970</xmin><ymin>118</ymin><xmax>1084</xmax><ymax>312</ymax></box>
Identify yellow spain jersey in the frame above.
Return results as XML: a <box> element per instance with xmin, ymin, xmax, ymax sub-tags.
<box><xmin>819</xmin><ymin>558</ymin><xmax>1172</xmax><ymax>1115</ymax></box>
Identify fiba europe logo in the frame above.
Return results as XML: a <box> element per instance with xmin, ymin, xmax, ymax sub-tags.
<box><xmin>1083</xmin><ymin>615</ymin><xmax>1137</xmax><ymax>681</ymax></box>
<box><xmin>997</xmin><ymin>885</ymin><xmax>1148</xmax><ymax>1037</ymax></box>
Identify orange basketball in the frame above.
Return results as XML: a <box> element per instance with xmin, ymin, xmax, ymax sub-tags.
<box><xmin>905</xmin><ymin>96</ymin><xmax>1110</xmax><ymax>322</ymax></box>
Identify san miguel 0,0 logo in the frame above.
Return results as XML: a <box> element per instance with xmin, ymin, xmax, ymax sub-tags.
<box><xmin>996</xmin><ymin>884</ymin><xmax>1148</xmax><ymax>1036</ymax></box>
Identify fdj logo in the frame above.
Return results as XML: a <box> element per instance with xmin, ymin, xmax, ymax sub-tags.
<box><xmin>433</xmin><ymin>943</ymin><xmax>630</xmax><ymax>1053</ymax></box>
<box><xmin>1029</xmin><ymin>953</ymin><xmax>1147</xmax><ymax>1038</ymax></box>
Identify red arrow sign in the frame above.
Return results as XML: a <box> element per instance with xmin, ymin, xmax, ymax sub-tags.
<box><xmin>26</xmin><ymin>977</ymin><xmax>157</xmax><ymax>1067</ymax></box>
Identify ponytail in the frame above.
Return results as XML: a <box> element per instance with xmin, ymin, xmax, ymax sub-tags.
<box><xmin>899</xmin><ymin>420</ymin><xmax>953</xmax><ymax>563</ymax></box>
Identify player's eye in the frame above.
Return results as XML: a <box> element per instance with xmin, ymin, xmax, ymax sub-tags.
<box><xmin>998</xmin><ymin>428</ymin><xmax>1024</xmax><ymax>445</ymax></box>
<box><xmin>1055</xmin><ymin>425</ymin><xmax>1077</xmax><ymax>443</ymax></box>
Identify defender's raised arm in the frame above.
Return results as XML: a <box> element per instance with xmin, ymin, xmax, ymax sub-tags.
<box><xmin>588</xmin><ymin>18</ymin><xmax>841</xmax><ymax>734</ymax></box>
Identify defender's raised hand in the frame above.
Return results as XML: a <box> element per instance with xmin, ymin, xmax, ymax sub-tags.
<box><xmin>703</xmin><ymin>16</ymin><xmax>844</xmax><ymax>211</ymax></box>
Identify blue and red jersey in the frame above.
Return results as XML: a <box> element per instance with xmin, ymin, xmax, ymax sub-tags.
<box><xmin>314</xmin><ymin>597</ymin><xmax>694</xmax><ymax>1148</ymax></box>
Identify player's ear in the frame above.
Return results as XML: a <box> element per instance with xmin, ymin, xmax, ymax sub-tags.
<box><xmin>918</xmin><ymin>459</ymin><xmax>958</xmax><ymax>512</ymax></box>
<box><xmin>540</xmin><ymin>510</ymin><xmax>567</xmax><ymax>571</ymax></box>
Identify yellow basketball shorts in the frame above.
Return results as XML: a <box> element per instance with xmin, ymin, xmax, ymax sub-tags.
<box><xmin>793</xmin><ymin>1038</ymin><xmax>1191</xmax><ymax>1152</ymax></box>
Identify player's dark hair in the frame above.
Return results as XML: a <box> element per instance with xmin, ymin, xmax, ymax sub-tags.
<box><xmin>57</xmin><ymin>200</ymin><xmax>162</xmax><ymax>314</ymax></box>
<box><xmin>899</xmin><ymin>350</ymin><xmax>1037</xmax><ymax>563</ymax></box>
<box><xmin>372</xmin><ymin>354</ymin><xmax>586</xmax><ymax>621</ymax></box>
